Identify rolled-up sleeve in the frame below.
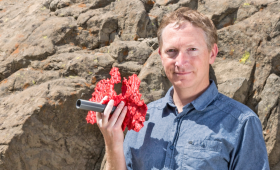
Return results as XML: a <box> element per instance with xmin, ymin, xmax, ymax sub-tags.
<box><xmin>230</xmin><ymin>116</ymin><xmax>270</xmax><ymax>170</ymax></box>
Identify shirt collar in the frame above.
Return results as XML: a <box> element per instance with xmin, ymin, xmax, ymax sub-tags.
<box><xmin>159</xmin><ymin>80</ymin><xmax>218</xmax><ymax>111</ymax></box>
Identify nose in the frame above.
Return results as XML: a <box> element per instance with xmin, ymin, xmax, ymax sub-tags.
<box><xmin>175</xmin><ymin>51</ymin><xmax>189</xmax><ymax>67</ymax></box>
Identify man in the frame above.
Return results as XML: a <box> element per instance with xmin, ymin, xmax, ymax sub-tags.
<box><xmin>96</xmin><ymin>7</ymin><xmax>270</xmax><ymax>170</ymax></box>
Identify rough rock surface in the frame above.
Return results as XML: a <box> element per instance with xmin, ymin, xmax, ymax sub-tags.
<box><xmin>138</xmin><ymin>49</ymin><xmax>172</xmax><ymax>104</ymax></box>
<box><xmin>0</xmin><ymin>78</ymin><xmax>105</xmax><ymax>170</ymax></box>
<box><xmin>212</xmin><ymin>58</ymin><xmax>254</xmax><ymax>104</ymax></box>
<box><xmin>0</xmin><ymin>0</ymin><xmax>280</xmax><ymax>169</ymax></box>
<box><xmin>259</xmin><ymin>74</ymin><xmax>280</xmax><ymax>169</ymax></box>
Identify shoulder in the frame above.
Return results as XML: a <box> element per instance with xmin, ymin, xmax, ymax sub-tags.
<box><xmin>213</xmin><ymin>93</ymin><xmax>259</xmax><ymax>124</ymax></box>
<box><xmin>147</xmin><ymin>97</ymin><xmax>166</xmax><ymax>109</ymax></box>
<box><xmin>146</xmin><ymin>97</ymin><xmax>169</xmax><ymax>121</ymax></box>
<box><xmin>213</xmin><ymin>93</ymin><xmax>264</xmax><ymax>150</ymax></box>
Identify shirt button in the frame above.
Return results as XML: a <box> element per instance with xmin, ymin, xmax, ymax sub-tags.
<box><xmin>170</xmin><ymin>145</ymin><xmax>174</xmax><ymax>150</ymax></box>
<box><xmin>188</xmin><ymin>141</ymin><xmax>193</xmax><ymax>144</ymax></box>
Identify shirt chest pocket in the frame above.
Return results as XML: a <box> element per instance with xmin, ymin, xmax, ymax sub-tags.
<box><xmin>182</xmin><ymin>139</ymin><xmax>226</xmax><ymax>170</ymax></box>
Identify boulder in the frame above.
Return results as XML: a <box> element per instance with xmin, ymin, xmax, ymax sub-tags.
<box><xmin>138</xmin><ymin>50</ymin><xmax>172</xmax><ymax>104</ymax></box>
<box><xmin>211</xmin><ymin>58</ymin><xmax>254</xmax><ymax>104</ymax></box>
<box><xmin>0</xmin><ymin>78</ymin><xmax>105</xmax><ymax>170</ymax></box>
<box><xmin>146</xmin><ymin>0</ymin><xmax>197</xmax><ymax>37</ymax></box>
<box><xmin>0</xmin><ymin>69</ymin><xmax>60</xmax><ymax>97</ymax></box>
<box><xmin>30</xmin><ymin>51</ymin><xmax>115</xmax><ymax>82</ymax></box>
<box><xmin>108</xmin><ymin>40</ymin><xmax>153</xmax><ymax>64</ymax></box>
<box><xmin>258</xmin><ymin>74</ymin><xmax>280</xmax><ymax>169</ymax></box>
<box><xmin>112</xmin><ymin>0</ymin><xmax>149</xmax><ymax>40</ymax></box>
<box><xmin>217</xmin><ymin>1</ymin><xmax>280</xmax><ymax>111</ymax></box>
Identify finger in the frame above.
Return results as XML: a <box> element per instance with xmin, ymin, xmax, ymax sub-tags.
<box><xmin>108</xmin><ymin>101</ymin><xmax>125</xmax><ymax>126</ymax></box>
<box><xmin>115</xmin><ymin>106</ymin><xmax>127</xmax><ymax>128</ymax></box>
<box><xmin>102</xmin><ymin>99</ymin><xmax>114</xmax><ymax>125</ymax></box>
<box><xmin>96</xmin><ymin>112</ymin><xmax>102</xmax><ymax>122</ymax></box>
<box><xmin>96</xmin><ymin>96</ymin><xmax>108</xmax><ymax>126</ymax></box>
<box><xmin>96</xmin><ymin>110</ymin><xmax>103</xmax><ymax>127</ymax></box>
<box><xmin>99</xmin><ymin>96</ymin><xmax>108</xmax><ymax>104</ymax></box>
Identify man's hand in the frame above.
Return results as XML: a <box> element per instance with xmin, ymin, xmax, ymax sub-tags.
<box><xmin>96</xmin><ymin>96</ymin><xmax>127</xmax><ymax>170</ymax></box>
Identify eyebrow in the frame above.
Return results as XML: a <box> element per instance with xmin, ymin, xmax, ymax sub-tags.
<box><xmin>163</xmin><ymin>43</ymin><xmax>197</xmax><ymax>49</ymax></box>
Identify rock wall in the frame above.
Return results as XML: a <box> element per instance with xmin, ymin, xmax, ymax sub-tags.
<box><xmin>0</xmin><ymin>0</ymin><xmax>279</xmax><ymax>169</ymax></box>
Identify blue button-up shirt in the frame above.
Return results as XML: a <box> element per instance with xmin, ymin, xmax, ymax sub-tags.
<box><xmin>123</xmin><ymin>81</ymin><xmax>270</xmax><ymax>170</ymax></box>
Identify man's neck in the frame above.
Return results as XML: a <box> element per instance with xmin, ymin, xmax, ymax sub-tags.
<box><xmin>173</xmin><ymin>81</ymin><xmax>210</xmax><ymax>113</ymax></box>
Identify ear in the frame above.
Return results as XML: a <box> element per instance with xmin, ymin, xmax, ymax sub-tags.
<box><xmin>158</xmin><ymin>48</ymin><xmax>164</xmax><ymax>65</ymax></box>
<box><xmin>209</xmin><ymin>43</ymin><xmax>218</xmax><ymax>64</ymax></box>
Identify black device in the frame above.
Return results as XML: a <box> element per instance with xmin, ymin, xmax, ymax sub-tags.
<box><xmin>76</xmin><ymin>99</ymin><xmax>150</xmax><ymax>121</ymax></box>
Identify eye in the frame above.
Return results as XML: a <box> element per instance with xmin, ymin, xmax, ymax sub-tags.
<box><xmin>165</xmin><ymin>49</ymin><xmax>177</xmax><ymax>58</ymax></box>
<box><xmin>167</xmin><ymin>49</ymin><xmax>177</xmax><ymax>53</ymax></box>
<box><xmin>190</xmin><ymin>48</ymin><xmax>197</xmax><ymax>51</ymax></box>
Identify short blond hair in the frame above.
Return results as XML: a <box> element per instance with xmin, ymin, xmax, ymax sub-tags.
<box><xmin>157</xmin><ymin>7</ymin><xmax>217</xmax><ymax>52</ymax></box>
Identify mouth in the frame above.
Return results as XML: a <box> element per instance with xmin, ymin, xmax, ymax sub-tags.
<box><xmin>174</xmin><ymin>72</ymin><xmax>192</xmax><ymax>76</ymax></box>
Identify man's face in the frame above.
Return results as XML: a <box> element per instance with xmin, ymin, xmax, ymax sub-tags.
<box><xmin>159</xmin><ymin>21</ymin><xmax>217</xmax><ymax>91</ymax></box>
